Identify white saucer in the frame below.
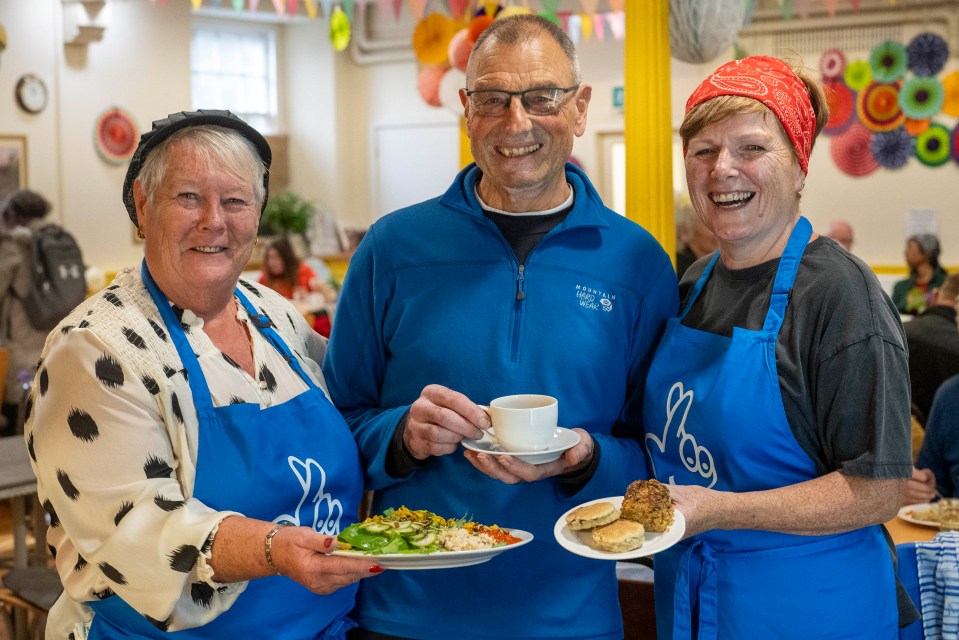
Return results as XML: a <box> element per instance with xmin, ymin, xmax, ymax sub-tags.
<box><xmin>462</xmin><ymin>427</ymin><xmax>581</xmax><ymax>464</ymax></box>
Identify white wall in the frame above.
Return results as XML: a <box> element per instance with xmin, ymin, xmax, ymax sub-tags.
<box><xmin>1</xmin><ymin>0</ymin><xmax>954</xmax><ymax>273</ymax></box>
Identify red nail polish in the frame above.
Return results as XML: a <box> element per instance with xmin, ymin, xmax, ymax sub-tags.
<box><xmin>369</xmin><ymin>565</ymin><xmax>384</xmax><ymax>574</ymax></box>
<box><xmin>324</xmin><ymin>537</ymin><xmax>334</xmax><ymax>548</ymax></box>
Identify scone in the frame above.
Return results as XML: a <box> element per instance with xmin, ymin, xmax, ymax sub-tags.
<box><xmin>591</xmin><ymin>519</ymin><xmax>645</xmax><ymax>553</ymax></box>
<box><xmin>565</xmin><ymin>502</ymin><xmax>620</xmax><ymax>530</ymax></box>
<box><xmin>621</xmin><ymin>479</ymin><xmax>674</xmax><ymax>532</ymax></box>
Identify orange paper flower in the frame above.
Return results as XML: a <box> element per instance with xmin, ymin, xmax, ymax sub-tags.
<box><xmin>412</xmin><ymin>13</ymin><xmax>458</xmax><ymax>65</ymax></box>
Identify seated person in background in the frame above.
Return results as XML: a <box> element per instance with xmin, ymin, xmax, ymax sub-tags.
<box><xmin>893</xmin><ymin>233</ymin><xmax>947</xmax><ymax>315</ymax></box>
<box><xmin>825</xmin><ymin>219</ymin><xmax>854</xmax><ymax>252</ymax></box>
<box><xmin>26</xmin><ymin>110</ymin><xmax>378</xmax><ymax>638</ymax></box>
<box><xmin>905</xmin><ymin>273</ymin><xmax>959</xmax><ymax>425</ymax></box>
<box><xmin>905</xmin><ymin>373</ymin><xmax>959</xmax><ymax>502</ymax></box>
<box><xmin>674</xmin><ymin>192</ymin><xmax>718</xmax><ymax>277</ymax></box>
<box><xmin>0</xmin><ymin>189</ymin><xmax>56</xmax><ymax>436</ymax></box>
<box><xmin>259</xmin><ymin>238</ymin><xmax>337</xmax><ymax>337</ymax></box>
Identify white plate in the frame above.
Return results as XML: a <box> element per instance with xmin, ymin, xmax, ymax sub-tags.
<box><xmin>332</xmin><ymin>529</ymin><xmax>533</xmax><ymax>570</ymax></box>
<box><xmin>898</xmin><ymin>502</ymin><xmax>941</xmax><ymax>528</ymax></box>
<box><xmin>462</xmin><ymin>427</ymin><xmax>581</xmax><ymax>464</ymax></box>
<box><xmin>554</xmin><ymin>496</ymin><xmax>686</xmax><ymax>560</ymax></box>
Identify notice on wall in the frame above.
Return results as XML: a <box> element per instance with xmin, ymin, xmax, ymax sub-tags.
<box><xmin>906</xmin><ymin>209</ymin><xmax>938</xmax><ymax>237</ymax></box>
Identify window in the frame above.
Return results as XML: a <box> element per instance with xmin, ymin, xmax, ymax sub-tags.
<box><xmin>191</xmin><ymin>22</ymin><xmax>278</xmax><ymax>133</ymax></box>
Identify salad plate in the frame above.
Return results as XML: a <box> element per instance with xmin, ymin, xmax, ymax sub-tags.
<box><xmin>898</xmin><ymin>502</ymin><xmax>940</xmax><ymax>527</ymax></box>
<box><xmin>334</xmin><ymin>529</ymin><xmax>533</xmax><ymax>570</ymax></box>
<box><xmin>462</xmin><ymin>427</ymin><xmax>581</xmax><ymax>465</ymax></box>
<box><xmin>553</xmin><ymin>496</ymin><xmax>686</xmax><ymax>560</ymax></box>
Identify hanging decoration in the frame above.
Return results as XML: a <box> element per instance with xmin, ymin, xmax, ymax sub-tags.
<box><xmin>467</xmin><ymin>15</ymin><xmax>494</xmax><ymax>46</ymax></box>
<box><xmin>904</xmin><ymin>118</ymin><xmax>930</xmax><ymax>136</ymax></box>
<box><xmin>856</xmin><ymin>82</ymin><xmax>905</xmax><ymax>132</ymax></box>
<box><xmin>823</xmin><ymin>80</ymin><xmax>855</xmax><ymax>135</ymax></box>
<box><xmin>819</xmin><ymin>49</ymin><xmax>845</xmax><ymax>80</ymax></box>
<box><xmin>329</xmin><ymin>5</ymin><xmax>350</xmax><ymax>51</ymax></box>
<box><xmin>843</xmin><ymin>60</ymin><xmax>872</xmax><ymax>91</ymax></box>
<box><xmin>899</xmin><ymin>76</ymin><xmax>944</xmax><ymax>120</ymax></box>
<box><xmin>668</xmin><ymin>0</ymin><xmax>745</xmax><ymax>65</ymax></box>
<box><xmin>417</xmin><ymin>65</ymin><xmax>446</xmax><ymax>107</ymax></box>
<box><xmin>906</xmin><ymin>32</ymin><xmax>948</xmax><ymax>77</ymax></box>
<box><xmin>438</xmin><ymin>67</ymin><xmax>466</xmax><ymax>115</ymax></box>
<box><xmin>412</xmin><ymin>13</ymin><xmax>458</xmax><ymax>65</ymax></box>
<box><xmin>951</xmin><ymin>125</ymin><xmax>959</xmax><ymax>164</ymax></box>
<box><xmin>447</xmin><ymin>28</ymin><xmax>471</xmax><ymax>72</ymax></box>
<box><xmin>940</xmin><ymin>71</ymin><xmax>959</xmax><ymax>118</ymax></box>
<box><xmin>868</xmin><ymin>40</ymin><xmax>907</xmax><ymax>83</ymax></box>
<box><xmin>914</xmin><ymin>123</ymin><xmax>951</xmax><ymax>166</ymax></box>
<box><xmin>830</xmin><ymin>123</ymin><xmax>879</xmax><ymax>177</ymax></box>
<box><xmin>870</xmin><ymin>127</ymin><xmax>914</xmax><ymax>169</ymax></box>
<box><xmin>94</xmin><ymin>107</ymin><xmax>138</xmax><ymax>166</ymax></box>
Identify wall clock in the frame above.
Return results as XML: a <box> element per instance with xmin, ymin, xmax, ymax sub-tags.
<box><xmin>15</xmin><ymin>73</ymin><xmax>48</xmax><ymax>114</ymax></box>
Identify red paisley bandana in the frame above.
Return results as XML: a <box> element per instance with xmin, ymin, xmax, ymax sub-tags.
<box><xmin>685</xmin><ymin>56</ymin><xmax>816</xmax><ymax>174</ymax></box>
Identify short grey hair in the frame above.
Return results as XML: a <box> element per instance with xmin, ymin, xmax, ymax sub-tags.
<box><xmin>137</xmin><ymin>125</ymin><xmax>266</xmax><ymax>211</ymax></box>
<box><xmin>466</xmin><ymin>15</ymin><xmax>581</xmax><ymax>87</ymax></box>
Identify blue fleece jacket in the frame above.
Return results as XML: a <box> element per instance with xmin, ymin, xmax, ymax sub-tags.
<box><xmin>324</xmin><ymin>163</ymin><xmax>678</xmax><ymax>640</ymax></box>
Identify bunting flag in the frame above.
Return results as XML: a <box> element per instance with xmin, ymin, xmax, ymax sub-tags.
<box><xmin>341</xmin><ymin>0</ymin><xmax>356</xmax><ymax>20</ymax></box>
<box><xmin>448</xmin><ymin>0</ymin><xmax>468</xmax><ymax>20</ymax></box>
<box><xmin>409</xmin><ymin>0</ymin><xmax>428</xmax><ymax>21</ymax></box>
<box><xmin>541</xmin><ymin>0</ymin><xmax>561</xmax><ymax>11</ymax></box>
<box><xmin>249</xmin><ymin>0</ymin><xmax>259</xmax><ymax>10</ymax></box>
<box><xmin>779</xmin><ymin>0</ymin><xmax>794</xmax><ymax>20</ymax></box>
<box><xmin>565</xmin><ymin>13</ymin><xmax>580</xmax><ymax>44</ymax></box>
<box><xmin>190</xmin><ymin>0</ymin><xmax>203</xmax><ymax>8</ymax></box>
<box><xmin>394</xmin><ymin>0</ymin><xmax>402</xmax><ymax>20</ymax></box>
<box><xmin>823</xmin><ymin>0</ymin><xmax>839</xmax><ymax>16</ymax></box>
<box><xmin>851</xmin><ymin>0</ymin><xmax>862</xmax><ymax>9</ymax></box>
<box><xmin>304</xmin><ymin>0</ymin><xmax>318</xmax><ymax>18</ymax></box>
<box><xmin>272</xmin><ymin>0</ymin><xmax>285</xmax><ymax>14</ymax></box>
<box><xmin>607</xmin><ymin>0</ymin><xmax>624</xmax><ymax>10</ymax></box>
<box><xmin>579</xmin><ymin>12</ymin><xmax>592</xmax><ymax>40</ymax></box>
<box><xmin>317</xmin><ymin>0</ymin><xmax>331</xmax><ymax>17</ymax></box>
<box><xmin>482</xmin><ymin>1</ymin><xmax>498</xmax><ymax>16</ymax></box>
<box><xmin>286</xmin><ymin>0</ymin><xmax>298</xmax><ymax>15</ymax></box>
<box><xmin>592</xmin><ymin>13</ymin><xmax>604</xmax><ymax>41</ymax></box>
<box><xmin>232</xmin><ymin>0</ymin><xmax>244</xmax><ymax>10</ymax></box>
<box><xmin>606</xmin><ymin>11</ymin><xmax>624</xmax><ymax>40</ymax></box>
<box><xmin>579</xmin><ymin>0</ymin><xmax>598</xmax><ymax>15</ymax></box>
<box><xmin>795</xmin><ymin>0</ymin><xmax>811</xmax><ymax>18</ymax></box>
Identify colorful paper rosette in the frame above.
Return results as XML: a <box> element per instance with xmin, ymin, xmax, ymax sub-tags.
<box><xmin>869</xmin><ymin>41</ymin><xmax>908</xmax><ymax>83</ymax></box>
<box><xmin>914</xmin><ymin>122</ymin><xmax>951</xmax><ymax>167</ymax></box>
<box><xmin>412</xmin><ymin>13</ymin><xmax>458</xmax><ymax>65</ymax></box>
<box><xmin>899</xmin><ymin>76</ymin><xmax>945</xmax><ymax>120</ymax></box>
<box><xmin>94</xmin><ymin>107</ymin><xmax>138</xmax><ymax>165</ymax></box>
<box><xmin>824</xmin><ymin>80</ymin><xmax>856</xmax><ymax>135</ymax></box>
<box><xmin>830</xmin><ymin>122</ymin><xmax>879</xmax><ymax>177</ymax></box>
<box><xmin>820</xmin><ymin>49</ymin><xmax>846</xmax><ymax>80</ymax></box>
<box><xmin>870</xmin><ymin>127</ymin><xmax>914</xmax><ymax>169</ymax></box>
<box><xmin>843</xmin><ymin>60</ymin><xmax>872</xmax><ymax>91</ymax></box>
<box><xmin>905</xmin><ymin>118</ymin><xmax>930</xmax><ymax>136</ymax></box>
<box><xmin>906</xmin><ymin>32</ymin><xmax>949</xmax><ymax>77</ymax></box>
<box><xmin>856</xmin><ymin>82</ymin><xmax>905</xmax><ymax>132</ymax></box>
<box><xmin>952</xmin><ymin>124</ymin><xmax>959</xmax><ymax>165</ymax></box>
<box><xmin>329</xmin><ymin>6</ymin><xmax>350</xmax><ymax>52</ymax></box>
<box><xmin>941</xmin><ymin>71</ymin><xmax>959</xmax><ymax>118</ymax></box>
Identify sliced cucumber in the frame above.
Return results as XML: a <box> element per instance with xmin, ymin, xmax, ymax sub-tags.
<box><xmin>392</xmin><ymin>523</ymin><xmax>416</xmax><ymax>534</ymax></box>
<box><xmin>361</xmin><ymin>522</ymin><xmax>391</xmax><ymax>533</ymax></box>
<box><xmin>408</xmin><ymin>532</ymin><xmax>436</xmax><ymax>548</ymax></box>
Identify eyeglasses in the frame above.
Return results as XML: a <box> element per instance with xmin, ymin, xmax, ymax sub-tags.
<box><xmin>464</xmin><ymin>86</ymin><xmax>580</xmax><ymax>117</ymax></box>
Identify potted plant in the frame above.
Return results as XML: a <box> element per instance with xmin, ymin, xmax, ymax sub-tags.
<box><xmin>258</xmin><ymin>191</ymin><xmax>315</xmax><ymax>242</ymax></box>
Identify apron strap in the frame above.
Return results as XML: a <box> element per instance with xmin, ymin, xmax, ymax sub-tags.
<box><xmin>673</xmin><ymin>540</ymin><xmax>719</xmax><ymax>640</ymax></box>
<box><xmin>762</xmin><ymin>216</ymin><xmax>812</xmax><ymax>333</ymax></box>
<box><xmin>679</xmin><ymin>252</ymin><xmax>722</xmax><ymax>320</ymax></box>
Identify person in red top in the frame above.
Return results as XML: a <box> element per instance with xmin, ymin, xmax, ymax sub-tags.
<box><xmin>259</xmin><ymin>238</ymin><xmax>336</xmax><ymax>336</ymax></box>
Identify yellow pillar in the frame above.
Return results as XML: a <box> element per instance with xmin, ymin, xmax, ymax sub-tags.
<box><xmin>460</xmin><ymin>117</ymin><xmax>473</xmax><ymax>169</ymax></box>
<box><xmin>625</xmin><ymin>1</ymin><xmax>675</xmax><ymax>262</ymax></box>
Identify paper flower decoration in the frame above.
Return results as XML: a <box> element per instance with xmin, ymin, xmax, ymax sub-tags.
<box><xmin>915</xmin><ymin>122</ymin><xmax>951</xmax><ymax>166</ymax></box>
<box><xmin>906</xmin><ymin>32</ymin><xmax>948</xmax><ymax>77</ymax></box>
<box><xmin>94</xmin><ymin>107</ymin><xmax>138</xmax><ymax>165</ymax></box>
<box><xmin>899</xmin><ymin>76</ymin><xmax>945</xmax><ymax>120</ymax></box>
<box><xmin>857</xmin><ymin>82</ymin><xmax>905</xmax><ymax>132</ymax></box>
<box><xmin>824</xmin><ymin>80</ymin><xmax>856</xmax><ymax>135</ymax></box>
<box><xmin>870</xmin><ymin>127</ymin><xmax>914</xmax><ymax>169</ymax></box>
<box><xmin>830</xmin><ymin>122</ymin><xmax>879</xmax><ymax>177</ymax></box>
<box><xmin>329</xmin><ymin>6</ymin><xmax>350</xmax><ymax>52</ymax></box>
<box><xmin>412</xmin><ymin>13</ymin><xmax>458</xmax><ymax>66</ymax></box>
<box><xmin>843</xmin><ymin>60</ymin><xmax>872</xmax><ymax>91</ymax></box>
<box><xmin>905</xmin><ymin>118</ymin><xmax>930</xmax><ymax>136</ymax></box>
<box><xmin>819</xmin><ymin>49</ymin><xmax>845</xmax><ymax>80</ymax></box>
<box><xmin>448</xmin><ymin>28</ymin><xmax>471</xmax><ymax>72</ymax></box>
<box><xmin>467</xmin><ymin>15</ymin><xmax>494</xmax><ymax>46</ymax></box>
<box><xmin>951</xmin><ymin>124</ymin><xmax>959</xmax><ymax>165</ymax></box>
<box><xmin>669</xmin><ymin>0</ymin><xmax>745</xmax><ymax>64</ymax></box>
<box><xmin>417</xmin><ymin>65</ymin><xmax>446</xmax><ymax>107</ymax></box>
<box><xmin>438</xmin><ymin>67</ymin><xmax>466</xmax><ymax>116</ymax></box>
<box><xmin>941</xmin><ymin>71</ymin><xmax>959</xmax><ymax>118</ymax></box>
<box><xmin>868</xmin><ymin>41</ymin><xmax>907</xmax><ymax>83</ymax></box>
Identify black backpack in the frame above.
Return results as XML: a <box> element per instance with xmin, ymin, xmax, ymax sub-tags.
<box><xmin>15</xmin><ymin>224</ymin><xmax>87</xmax><ymax>331</ymax></box>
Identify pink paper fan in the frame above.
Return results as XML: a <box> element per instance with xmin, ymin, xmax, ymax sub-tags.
<box><xmin>820</xmin><ymin>49</ymin><xmax>846</xmax><ymax>80</ymax></box>
<box><xmin>830</xmin><ymin>122</ymin><xmax>879</xmax><ymax>177</ymax></box>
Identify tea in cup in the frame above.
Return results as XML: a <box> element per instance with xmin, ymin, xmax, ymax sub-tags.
<box><xmin>488</xmin><ymin>394</ymin><xmax>558</xmax><ymax>452</ymax></box>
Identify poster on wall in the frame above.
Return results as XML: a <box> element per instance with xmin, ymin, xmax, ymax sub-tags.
<box><xmin>0</xmin><ymin>135</ymin><xmax>27</xmax><ymax>201</ymax></box>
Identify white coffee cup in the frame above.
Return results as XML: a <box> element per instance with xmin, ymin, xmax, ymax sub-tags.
<box><xmin>488</xmin><ymin>394</ymin><xmax>558</xmax><ymax>452</ymax></box>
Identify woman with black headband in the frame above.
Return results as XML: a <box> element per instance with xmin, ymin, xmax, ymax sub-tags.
<box><xmin>643</xmin><ymin>57</ymin><xmax>913</xmax><ymax>638</ymax></box>
<box><xmin>25</xmin><ymin>110</ymin><xmax>379</xmax><ymax>639</ymax></box>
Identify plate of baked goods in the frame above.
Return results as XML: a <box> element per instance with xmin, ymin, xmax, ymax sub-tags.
<box><xmin>554</xmin><ymin>479</ymin><xmax>685</xmax><ymax>560</ymax></box>
<box><xmin>897</xmin><ymin>502</ymin><xmax>941</xmax><ymax>527</ymax></box>
<box><xmin>334</xmin><ymin>505</ymin><xmax>533</xmax><ymax>569</ymax></box>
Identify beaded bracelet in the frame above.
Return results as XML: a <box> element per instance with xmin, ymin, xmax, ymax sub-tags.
<box><xmin>265</xmin><ymin>522</ymin><xmax>294</xmax><ymax>575</ymax></box>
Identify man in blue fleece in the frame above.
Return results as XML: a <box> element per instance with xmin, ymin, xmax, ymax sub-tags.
<box><xmin>324</xmin><ymin>15</ymin><xmax>678</xmax><ymax>640</ymax></box>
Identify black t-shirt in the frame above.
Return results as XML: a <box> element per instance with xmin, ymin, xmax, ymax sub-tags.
<box><xmin>680</xmin><ymin>236</ymin><xmax>912</xmax><ymax>479</ymax></box>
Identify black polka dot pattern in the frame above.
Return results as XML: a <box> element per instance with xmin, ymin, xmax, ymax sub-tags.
<box><xmin>162</xmin><ymin>365</ymin><xmax>177</xmax><ymax>379</ymax></box>
<box><xmin>167</xmin><ymin>544</ymin><xmax>200</xmax><ymax>572</ymax></box>
<box><xmin>201</xmin><ymin>532</ymin><xmax>214</xmax><ymax>554</ymax></box>
<box><xmin>146</xmin><ymin>615</ymin><xmax>171</xmax><ymax>631</ymax></box>
<box><xmin>67</xmin><ymin>408</ymin><xmax>99</xmax><ymax>442</ymax></box>
<box><xmin>171</xmin><ymin>394</ymin><xmax>183</xmax><ymax>424</ymax></box>
<box><xmin>103</xmin><ymin>292</ymin><xmax>123</xmax><ymax>307</ymax></box>
<box><xmin>123</xmin><ymin>327</ymin><xmax>147</xmax><ymax>350</ymax></box>
<box><xmin>142</xmin><ymin>376</ymin><xmax>161</xmax><ymax>395</ymax></box>
<box><xmin>24</xmin><ymin>394</ymin><xmax>33</xmax><ymax>425</ymax></box>
<box><xmin>27</xmin><ymin>432</ymin><xmax>35</xmax><ymax>462</ymax></box>
<box><xmin>239</xmin><ymin>280</ymin><xmax>262</xmax><ymax>297</ymax></box>
<box><xmin>48</xmin><ymin>544</ymin><xmax>57</xmax><ymax>559</ymax></box>
<box><xmin>144</xmin><ymin>455</ymin><xmax>173</xmax><ymax>479</ymax></box>
<box><xmin>191</xmin><ymin>582</ymin><xmax>215</xmax><ymax>608</ymax></box>
<box><xmin>154</xmin><ymin>494</ymin><xmax>186</xmax><ymax>512</ymax></box>
<box><xmin>99</xmin><ymin>562</ymin><xmax>127</xmax><ymax>585</ymax></box>
<box><xmin>148</xmin><ymin>319</ymin><xmax>168</xmax><ymax>341</ymax></box>
<box><xmin>114</xmin><ymin>501</ymin><xmax>133</xmax><ymax>525</ymax></box>
<box><xmin>57</xmin><ymin>469</ymin><xmax>80</xmax><ymax>501</ymax></box>
<box><xmin>39</xmin><ymin>368</ymin><xmax>49</xmax><ymax>395</ymax></box>
<box><xmin>43</xmin><ymin>499</ymin><xmax>60</xmax><ymax>528</ymax></box>
<box><xmin>94</xmin><ymin>354</ymin><xmax>124</xmax><ymax>388</ymax></box>
<box><xmin>78</xmin><ymin>319</ymin><xmax>90</xmax><ymax>329</ymax></box>
<box><xmin>258</xmin><ymin>365</ymin><xmax>277</xmax><ymax>393</ymax></box>
<box><xmin>229</xmin><ymin>395</ymin><xmax>245</xmax><ymax>405</ymax></box>
<box><xmin>222</xmin><ymin>352</ymin><xmax>241</xmax><ymax>369</ymax></box>
<box><xmin>74</xmin><ymin>555</ymin><xmax>87</xmax><ymax>572</ymax></box>
<box><xmin>61</xmin><ymin>325</ymin><xmax>75</xmax><ymax>334</ymax></box>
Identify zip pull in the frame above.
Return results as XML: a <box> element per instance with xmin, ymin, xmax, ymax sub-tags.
<box><xmin>516</xmin><ymin>264</ymin><xmax>526</xmax><ymax>301</ymax></box>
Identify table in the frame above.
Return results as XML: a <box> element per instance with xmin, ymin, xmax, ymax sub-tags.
<box><xmin>887</xmin><ymin>514</ymin><xmax>938</xmax><ymax>545</ymax></box>
<box><xmin>0</xmin><ymin>436</ymin><xmax>38</xmax><ymax>569</ymax></box>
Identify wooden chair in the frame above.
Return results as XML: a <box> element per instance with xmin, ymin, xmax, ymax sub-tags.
<box><xmin>0</xmin><ymin>566</ymin><xmax>62</xmax><ymax>640</ymax></box>
<box><xmin>617</xmin><ymin>560</ymin><xmax>656</xmax><ymax>640</ymax></box>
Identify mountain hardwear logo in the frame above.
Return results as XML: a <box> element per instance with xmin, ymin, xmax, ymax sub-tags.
<box><xmin>576</xmin><ymin>284</ymin><xmax>615</xmax><ymax>312</ymax></box>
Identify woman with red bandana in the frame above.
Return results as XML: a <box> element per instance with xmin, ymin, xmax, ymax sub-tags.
<box><xmin>643</xmin><ymin>57</ymin><xmax>914</xmax><ymax>638</ymax></box>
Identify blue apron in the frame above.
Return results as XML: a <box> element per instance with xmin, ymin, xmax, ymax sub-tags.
<box><xmin>643</xmin><ymin>217</ymin><xmax>897</xmax><ymax>640</ymax></box>
<box><xmin>86</xmin><ymin>263</ymin><xmax>362</xmax><ymax>640</ymax></box>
